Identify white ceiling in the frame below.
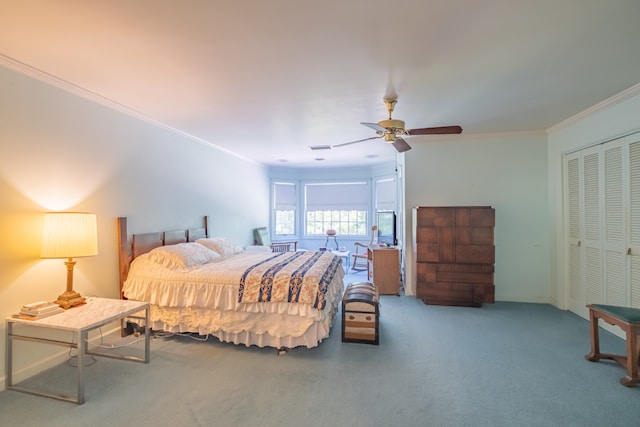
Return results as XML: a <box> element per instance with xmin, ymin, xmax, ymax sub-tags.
<box><xmin>1</xmin><ymin>0</ymin><xmax>640</xmax><ymax>168</ymax></box>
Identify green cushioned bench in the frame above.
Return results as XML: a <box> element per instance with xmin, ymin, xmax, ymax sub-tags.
<box><xmin>585</xmin><ymin>304</ymin><xmax>640</xmax><ymax>387</ymax></box>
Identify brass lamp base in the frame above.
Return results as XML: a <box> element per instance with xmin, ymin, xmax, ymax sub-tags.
<box><xmin>55</xmin><ymin>290</ymin><xmax>86</xmax><ymax>309</ymax></box>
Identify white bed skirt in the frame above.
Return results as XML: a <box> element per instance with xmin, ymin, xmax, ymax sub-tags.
<box><xmin>146</xmin><ymin>298</ymin><xmax>340</xmax><ymax>349</ymax></box>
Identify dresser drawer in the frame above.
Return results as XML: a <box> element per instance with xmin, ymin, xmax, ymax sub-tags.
<box><xmin>416</xmin><ymin>281</ymin><xmax>476</xmax><ymax>306</ymax></box>
<box><xmin>416</xmin><ymin>281</ymin><xmax>494</xmax><ymax>307</ymax></box>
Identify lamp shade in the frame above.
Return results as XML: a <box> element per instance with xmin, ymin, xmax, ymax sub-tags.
<box><xmin>41</xmin><ymin>212</ymin><xmax>98</xmax><ymax>259</ymax></box>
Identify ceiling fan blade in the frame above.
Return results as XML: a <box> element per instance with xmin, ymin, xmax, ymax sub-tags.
<box><xmin>309</xmin><ymin>136</ymin><xmax>382</xmax><ymax>150</ymax></box>
<box><xmin>361</xmin><ymin>122</ymin><xmax>387</xmax><ymax>133</ymax></box>
<box><xmin>332</xmin><ymin>135</ymin><xmax>383</xmax><ymax>148</ymax></box>
<box><xmin>392</xmin><ymin>138</ymin><xmax>412</xmax><ymax>153</ymax></box>
<box><xmin>406</xmin><ymin>125</ymin><xmax>463</xmax><ymax>135</ymax></box>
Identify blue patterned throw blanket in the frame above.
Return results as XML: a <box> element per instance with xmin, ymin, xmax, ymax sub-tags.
<box><xmin>238</xmin><ymin>251</ymin><xmax>341</xmax><ymax>310</ymax></box>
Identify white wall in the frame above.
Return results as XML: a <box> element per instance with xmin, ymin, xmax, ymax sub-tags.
<box><xmin>404</xmin><ymin>133</ymin><xmax>550</xmax><ymax>302</ymax></box>
<box><xmin>547</xmin><ymin>85</ymin><xmax>640</xmax><ymax>311</ymax></box>
<box><xmin>0</xmin><ymin>64</ymin><xmax>270</xmax><ymax>386</ymax></box>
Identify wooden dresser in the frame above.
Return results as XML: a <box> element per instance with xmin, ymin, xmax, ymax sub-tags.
<box><xmin>414</xmin><ymin>206</ymin><xmax>495</xmax><ymax>307</ymax></box>
<box><xmin>368</xmin><ymin>246</ymin><xmax>400</xmax><ymax>295</ymax></box>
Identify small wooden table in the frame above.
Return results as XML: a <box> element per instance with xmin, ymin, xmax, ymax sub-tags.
<box><xmin>5</xmin><ymin>297</ymin><xmax>150</xmax><ymax>404</ymax></box>
<box><xmin>585</xmin><ymin>304</ymin><xmax>640</xmax><ymax>387</ymax></box>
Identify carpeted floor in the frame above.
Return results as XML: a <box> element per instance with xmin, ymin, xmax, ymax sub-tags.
<box><xmin>2</xmin><ymin>272</ymin><xmax>640</xmax><ymax>426</ymax></box>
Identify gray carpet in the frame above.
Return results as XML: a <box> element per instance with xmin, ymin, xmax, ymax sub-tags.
<box><xmin>2</xmin><ymin>289</ymin><xmax>640</xmax><ymax>426</ymax></box>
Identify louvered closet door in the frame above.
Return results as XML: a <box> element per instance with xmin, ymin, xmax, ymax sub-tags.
<box><xmin>565</xmin><ymin>152</ymin><xmax>584</xmax><ymax>314</ymax></box>
<box><xmin>629</xmin><ymin>140</ymin><xmax>640</xmax><ymax>307</ymax></box>
<box><xmin>582</xmin><ymin>146</ymin><xmax>603</xmax><ymax>305</ymax></box>
<box><xmin>565</xmin><ymin>133</ymin><xmax>640</xmax><ymax>322</ymax></box>
<box><xmin>602</xmin><ymin>141</ymin><xmax>627</xmax><ymax>306</ymax></box>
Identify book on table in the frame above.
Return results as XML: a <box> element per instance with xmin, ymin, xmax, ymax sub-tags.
<box><xmin>22</xmin><ymin>300</ymin><xmax>51</xmax><ymax>310</ymax></box>
<box><xmin>19</xmin><ymin>301</ymin><xmax>64</xmax><ymax>319</ymax></box>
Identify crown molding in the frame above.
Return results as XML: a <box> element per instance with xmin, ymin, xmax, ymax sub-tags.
<box><xmin>460</xmin><ymin>129</ymin><xmax>547</xmax><ymax>139</ymax></box>
<box><xmin>0</xmin><ymin>53</ymin><xmax>259</xmax><ymax>165</ymax></box>
<box><xmin>0</xmin><ymin>53</ymin><xmax>149</xmax><ymax>120</ymax></box>
<box><xmin>547</xmin><ymin>82</ymin><xmax>640</xmax><ymax>134</ymax></box>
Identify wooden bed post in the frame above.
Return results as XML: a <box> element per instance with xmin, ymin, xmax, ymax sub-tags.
<box><xmin>118</xmin><ymin>217</ymin><xmax>133</xmax><ymax>300</ymax></box>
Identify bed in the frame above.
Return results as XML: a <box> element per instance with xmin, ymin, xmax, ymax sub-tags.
<box><xmin>118</xmin><ymin>216</ymin><xmax>345</xmax><ymax>350</ymax></box>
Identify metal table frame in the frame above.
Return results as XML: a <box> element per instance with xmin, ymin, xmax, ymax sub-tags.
<box><xmin>5</xmin><ymin>297</ymin><xmax>150</xmax><ymax>404</ymax></box>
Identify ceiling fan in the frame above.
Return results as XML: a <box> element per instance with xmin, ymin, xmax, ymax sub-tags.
<box><xmin>309</xmin><ymin>96</ymin><xmax>462</xmax><ymax>153</ymax></box>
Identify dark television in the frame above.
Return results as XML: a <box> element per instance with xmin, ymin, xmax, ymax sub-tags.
<box><xmin>377</xmin><ymin>211</ymin><xmax>397</xmax><ymax>246</ymax></box>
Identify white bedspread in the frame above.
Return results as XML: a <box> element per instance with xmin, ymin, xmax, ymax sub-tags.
<box><xmin>122</xmin><ymin>251</ymin><xmax>345</xmax><ymax>348</ymax></box>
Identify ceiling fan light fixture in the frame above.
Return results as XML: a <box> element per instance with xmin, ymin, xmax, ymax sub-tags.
<box><xmin>383</xmin><ymin>133</ymin><xmax>397</xmax><ymax>143</ymax></box>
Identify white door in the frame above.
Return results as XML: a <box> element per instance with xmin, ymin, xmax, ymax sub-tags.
<box><xmin>565</xmin><ymin>152</ymin><xmax>584</xmax><ymax>315</ymax></box>
<box><xmin>602</xmin><ymin>140</ymin><xmax>627</xmax><ymax>306</ymax></box>
<box><xmin>581</xmin><ymin>146</ymin><xmax>603</xmax><ymax>307</ymax></box>
<box><xmin>628</xmin><ymin>139</ymin><xmax>640</xmax><ymax>307</ymax></box>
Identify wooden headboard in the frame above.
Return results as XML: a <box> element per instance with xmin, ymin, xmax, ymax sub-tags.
<box><xmin>118</xmin><ymin>216</ymin><xmax>209</xmax><ymax>298</ymax></box>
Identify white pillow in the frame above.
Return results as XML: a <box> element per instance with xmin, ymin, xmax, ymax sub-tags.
<box><xmin>147</xmin><ymin>242</ymin><xmax>221</xmax><ymax>269</ymax></box>
<box><xmin>196</xmin><ymin>237</ymin><xmax>244</xmax><ymax>257</ymax></box>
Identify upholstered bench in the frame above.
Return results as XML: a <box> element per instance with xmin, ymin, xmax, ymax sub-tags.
<box><xmin>585</xmin><ymin>304</ymin><xmax>640</xmax><ymax>386</ymax></box>
<box><xmin>342</xmin><ymin>282</ymin><xmax>380</xmax><ymax>345</ymax></box>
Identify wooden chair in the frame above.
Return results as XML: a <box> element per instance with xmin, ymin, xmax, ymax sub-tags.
<box><xmin>253</xmin><ymin>227</ymin><xmax>297</xmax><ymax>252</ymax></box>
<box><xmin>351</xmin><ymin>225</ymin><xmax>377</xmax><ymax>272</ymax></box>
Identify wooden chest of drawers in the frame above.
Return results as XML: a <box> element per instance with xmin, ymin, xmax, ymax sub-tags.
<box><xmin>342</xmin><ymin>282</ymin><xmax>380</xmax><ymax>345</ymax></box>
<box><xmin>414</xmin><ymin>206</ymin><xmax>495</xmax><ymax>307</ymax></box>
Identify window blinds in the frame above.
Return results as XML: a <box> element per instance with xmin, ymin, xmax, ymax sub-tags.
<box><xmin>273</xmin><ymin>182</ymin><xmax>296</xmax><ymax>210</ymax></box>
<box><xmin>305</xmin><ymin>182</ymin><xmax>369</xmax><ymax>211</ymax></box>
<box><xmin>376</xmin><ymin>178</ymin><xmax>396</xmax><ymax>211</ymax></box>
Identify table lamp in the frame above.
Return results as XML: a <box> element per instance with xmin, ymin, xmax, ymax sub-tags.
<box><xmin>41</xmin><ymin>212</ymin><xmax>98</xmax><ymax>309</ymax></box>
